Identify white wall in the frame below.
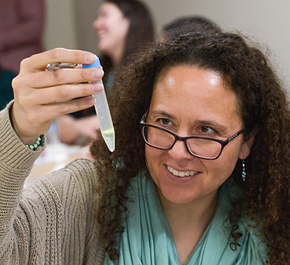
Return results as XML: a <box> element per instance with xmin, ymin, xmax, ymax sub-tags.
<box><xmin>145</xmin><ymin>0</ymin><xmax>290</xmax><ymax>93</ymax></box>
<box><xmin>73</xmin><ymin>0</ymin><xmax>100</xmax><ymax>54</ymax></box>
<box><xmin>43</xmin><ymin>0</ymin><xmax>78</xmax><ymax>50</ymax></box>
<box><xmin>43</xmin><ymin>0</ymin><xmax>290</xmax><ymax>93</ymax></box>
<box><xmin>43</xmin><ymin>0</ymin><xmax>100</xmax><ymax>53</ymax></box>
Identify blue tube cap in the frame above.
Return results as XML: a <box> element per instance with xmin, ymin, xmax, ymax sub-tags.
<box><xmin>82</xmin><ymin>57</ymin><xmax>101</xmax><ymax>68</ymax></box>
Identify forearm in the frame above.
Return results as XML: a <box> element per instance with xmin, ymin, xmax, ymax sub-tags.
<box><xmin>0</xmin><ymin>102</ymin><xmax>44</xmax><ymax>242</ymax></box>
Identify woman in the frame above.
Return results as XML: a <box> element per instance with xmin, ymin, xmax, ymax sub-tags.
<box><xmin>1</xmin><ymin>31</ymin><xmax>290</xmax><ymax>264</ymax></box>
<box><xmin>93</xmin><ymin>0</ymin><xmax>155</xmax><ymax>90</ymax></box>
<box><xmin>57</xmin><ymin>0</ymin><xmax>155</xmax><ymax>145</ymax></box>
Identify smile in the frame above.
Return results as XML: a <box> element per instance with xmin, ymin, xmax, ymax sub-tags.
<box><xmin>167</xmin><ymin>165</ymin><xmax>198</xmax><ymax>178</ymax></box>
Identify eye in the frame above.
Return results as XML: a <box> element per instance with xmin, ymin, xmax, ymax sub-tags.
<box><xmin>153</xmin><ymin>117</ymin><xmax>175</xmax><ymax>129</ymax></box>
<box><xmin>158</xmin><ymin>118</ymin><xmax>172</xmax><ymax>126</ymax></box>
<box><xmin>198</xmin><ymin>126</ymin><xmax>217</xmax><ymax>136</ymax></box>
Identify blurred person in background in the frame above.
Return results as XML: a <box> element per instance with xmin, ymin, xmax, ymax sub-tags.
<box><xmin>57</xmin><ymin>0</ymin><xmax>155</xmax><ymax>146</ymax></box>
<box><xmin>161</xmin><ymin>15</ymin><xmax>221</xmax><ymax>41</ymax></box>
<box><xmin>0</xmin><ymin>0</ymin><xmax>45</xmax><ymax>110</ymax></box>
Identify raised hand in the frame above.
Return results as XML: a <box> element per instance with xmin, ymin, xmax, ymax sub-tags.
<box><xmin>10</xmin><ymin>48</ymin><xmax>103</xmax><ymax>145</ymax></box>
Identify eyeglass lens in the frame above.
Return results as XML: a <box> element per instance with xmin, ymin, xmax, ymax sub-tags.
<box><xmin>143</xmin><ymin>126</ymin><xmax>222</xmax><ymax>159</ymax></box>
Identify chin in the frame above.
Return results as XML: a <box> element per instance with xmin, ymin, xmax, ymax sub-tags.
<box><xmin>97</xmin><ymin>42</ymin><xmax>108</xmax><ymax>53</ymax></box>
<box><xmin>158</xmin><ymin>184</ymin><xmax>200</xmax><ymax>205</ymax></box>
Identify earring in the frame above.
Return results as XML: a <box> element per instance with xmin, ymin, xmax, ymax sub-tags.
<box><xmin>242</xmin><ymin>160</ymin><xmax>246</xmax><ymax>182</ymax></box>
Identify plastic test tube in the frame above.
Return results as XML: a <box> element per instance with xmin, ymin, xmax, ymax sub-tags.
<box><xmin>83</xmin><ymin>58</ymin><xmax>115</xmax><ymax>152</ymax></box>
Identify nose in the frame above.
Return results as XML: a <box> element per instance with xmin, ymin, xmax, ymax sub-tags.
<box><xmin>93</xmin><ymin>18</ymin><xmax>101</xmax><ymax>31</ymax></box>
<box><xmin>167</xmin><ymin>139</ymin><xmax>193</xmax><ymax>161</ymax></box>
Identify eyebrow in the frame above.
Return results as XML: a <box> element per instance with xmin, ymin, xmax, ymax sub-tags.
<box><xmin>149</xmin><ymin>111</ymin><xmax>229</xmax><ymax>132</ymax></box>
<box><xmin>149</xmin><ymin>111</ymin><xmax>177</xmax><ymax>121</ymax></box>
<box><xmin>194</xmin><ymin>120</ymin><xmax>228</xmax><ymax>133</ymax></box>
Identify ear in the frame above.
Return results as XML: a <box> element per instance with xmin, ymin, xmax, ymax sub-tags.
<box><xmin>238</xmin><ymin>131</ymin><xmax>256</xmax><ymax>160</ymax></box>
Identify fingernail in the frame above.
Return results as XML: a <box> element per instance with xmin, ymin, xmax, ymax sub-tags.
<box><xmin>85</xmin><ymin>54</ymin><xmax>97</xmax><ymax>62</ymax></box>
<box><xmin>92</xmin><ymin>82</ymin><xmax>103</xmax><ymax>92</ymax></box>
<box><xmin>86</xmin><ymin>97</ymin><xmax>96</xmax><ymax>105</ymax></box>
<box><xmin>92</xmin><ymin>69</ymin><xmax>103</xmax><ymax>78</ymax></box>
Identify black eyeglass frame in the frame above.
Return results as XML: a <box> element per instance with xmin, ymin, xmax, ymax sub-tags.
<box><xmin>140</xmin><ymin>113</ymin><xmax>244</xmax><ymax>160</ymax></box>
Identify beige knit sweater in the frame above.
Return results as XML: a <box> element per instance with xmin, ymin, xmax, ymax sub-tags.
<box><xmin>0</xmin><ymin>103</ymin><xmax>105</xmax><ymax>264</ymax></box>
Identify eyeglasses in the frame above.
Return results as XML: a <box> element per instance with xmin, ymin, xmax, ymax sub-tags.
<box><xmin>140</xmin><ymin>113</ymin><xmax>244</xmax><ymax>160</ymax></box>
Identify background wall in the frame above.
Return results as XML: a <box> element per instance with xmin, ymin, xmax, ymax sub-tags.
<box><xmin>44</xmin><ymin>0</ymin><xmax>100</xmax><ymax>53</ymax></box>
<box><xmin>43</xmin><ymin>0</ymin><xmax>290</xmax><ymax>94</ymax></box>
<box><xmin>43</xmin><ymin>0</ymin><xmax>78</xmax><ymax>50</ymax></box>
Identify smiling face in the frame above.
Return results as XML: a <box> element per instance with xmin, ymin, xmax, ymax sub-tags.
<box><xmin>145</xmin><ymin>65</ymin><xmax>253</xmax><ymax>207</ymax></box>
<box><xmin>93</xmin><ymin>2</ymin><xmax>130</xmax><ymax>58</ymax></box>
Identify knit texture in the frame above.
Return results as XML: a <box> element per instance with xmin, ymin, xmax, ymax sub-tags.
<box><xmin>0</xmin><ymin>103</ymin><xmax>105</xmax><ymax>264</ymax></box>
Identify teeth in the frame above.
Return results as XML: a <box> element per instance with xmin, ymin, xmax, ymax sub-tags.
<box><xmin>167</xmin><ymin>166</ymin><xmax>197</xmax><ymax>178</ymax></box>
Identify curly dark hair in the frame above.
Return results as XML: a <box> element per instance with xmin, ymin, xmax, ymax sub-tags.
<box><xmin>90</xmin><ymin>31</ymin><xmax>290</xmax><ymax>263</ymax></box>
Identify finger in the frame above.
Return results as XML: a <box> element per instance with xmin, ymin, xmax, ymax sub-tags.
<box><xmin>11</xmin><ymin>95</ymin><xmax>96</xmax><ymax>142</ymax></box>
<box><xmin>31</xmin><ymin>82</ymin><xmax>103</xmax><ymax>105</ymax></box>
<box><xmin>16</xmin><ymin>96</ymin><xmax>96</xmax><ymax>128</ymax></box>
<box><xmin>43</xmin><ymin>96</ymin><xmax>96</xmax><ymax>117</ymax></box>
<box><xmin>19</xmin><ymin>48</ymin><xmax>97</xmax><ymax>73</ymax></box>
<box><xmin>19</xmin><ymin>66</ymin><xmax>104</xmax><ymax>88</ymax></box>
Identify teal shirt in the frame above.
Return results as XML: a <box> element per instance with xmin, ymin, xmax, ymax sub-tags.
<box><xmin>104</xmin><ymin>172</ymin><xmax>268</xmax><ymax>265</ymax></box>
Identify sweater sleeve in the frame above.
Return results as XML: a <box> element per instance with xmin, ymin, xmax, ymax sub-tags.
<box><xmin>0</xmin><ymin>103</ymin><xmax>44</xmax><ymax>263</ymax></box>
<box><xmin>0</xmin><ymin>103</ymin><xmax>105</xmax><ymax>264</ymax></box>
<box><xmin>11</xmin><ymin>159</ymin><xmax>104</xmax><ymax>264</ymax></box>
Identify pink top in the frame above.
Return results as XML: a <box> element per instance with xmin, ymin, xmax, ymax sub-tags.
<box><xmin>0</xmin><ymin>0</ymin><xmax>45</xmax><ymax>74</ymax></box>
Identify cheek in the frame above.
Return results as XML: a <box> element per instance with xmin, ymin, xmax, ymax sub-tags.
<box><xmin>116</xmin><ymin>20</ymin><xmax>129</xmax><ymax>37</ymax></box>
<box><xmin>145</xmin><ymin>145</ymin><xmax>155</xmax><ymax>169</ymax></box>
<box><xmin>145</xmin><ymin>146</ymin><xmax>164</xmax><ymax>177</ymax></box>
<box><xmin>212</xmin><ymin>159</ymin><xmax>237</xmax><ymax>181</ymax></box>
<box><xmin>211</xmin><ymin>147</ymin><xmax>241</xmax><ymax>181</ymax></box>
<box><xmin>108</xmin><ymin>23</ymin><xmax>126</xmax><ymax>42</ymax></box>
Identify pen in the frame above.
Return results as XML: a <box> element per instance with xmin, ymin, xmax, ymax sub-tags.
<box><xmin>46</xmin><ymin>60</ymin><xmax>115</xmax><ymax>152</ymax></box>
<box><xmin>46</xmin><ymin>62</ymin><xmax>79</xmax><ymax>71</ymax></box>
<box><xmin>83</xmin><ymin>58</ymin><xmax>115</xmax><ymax>152</ymax></box>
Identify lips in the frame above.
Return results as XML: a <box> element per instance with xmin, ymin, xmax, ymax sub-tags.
<box><xmin>167</xmin><ymin>165</ymin><xmax>198</xmax><ymax>178</ymax></box>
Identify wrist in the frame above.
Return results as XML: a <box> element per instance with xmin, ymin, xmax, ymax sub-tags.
<box><xmin>26</xmin><ymin>136</ymin><xmax>42</xmax><ymax>150</ymax></box>
<box><xmin>10</xmin><ymin>104</ymin><xmax>42</xmax><ymax>145</ymax></box>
